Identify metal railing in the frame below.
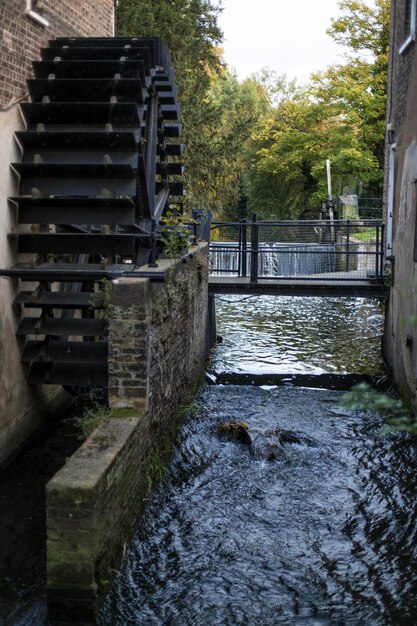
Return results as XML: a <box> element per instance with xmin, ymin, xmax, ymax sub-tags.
<box><xmin>358</xmin><ymin>197</ymin><xmax>383</xmax><ymax>220</ymax></box>
<box><xmin>209</xmin><ymin>215</ymin><xmax>385</xmax><ymax>283</ymax></box>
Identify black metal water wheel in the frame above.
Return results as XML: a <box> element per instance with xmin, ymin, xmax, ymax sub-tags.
<box><xmin>2</xmin><ymin>37</ymin><xmax>184</xmax><ymax>393</ymax></box>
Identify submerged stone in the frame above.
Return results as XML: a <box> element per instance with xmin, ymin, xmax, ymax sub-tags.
<box><xmin>217</xmin><ymin>421</ymin><xmax>310</xmax><ymax>460</ymax></box>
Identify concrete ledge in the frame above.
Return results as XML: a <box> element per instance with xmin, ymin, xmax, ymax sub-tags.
<box><xmin>46</xmin><ymin>415</ymin><xmax>141</xmax><ymax>624</ymax></box>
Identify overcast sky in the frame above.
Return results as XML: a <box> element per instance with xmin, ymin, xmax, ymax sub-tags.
<box><xmin>218</xmin><ymin>0</ymin><xmax>350</xmax><ymax>84</ymax></box>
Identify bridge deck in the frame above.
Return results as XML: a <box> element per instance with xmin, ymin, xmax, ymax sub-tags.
<box><xmin>209</xmin><ymin>276</ymin><xmax>387</xmax><ymax>298</ymax></box>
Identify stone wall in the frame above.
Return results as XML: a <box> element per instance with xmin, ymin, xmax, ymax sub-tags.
<box><xmin>47</xmin><ymin>416</ymin><xmax>140</xmax><ymax>625</ymax></box>
<box><xmin>46</xmin><ymin>244</ymin><xmax>209</xmax><ymax>624</ymax></box>
<box><xmin>383</xmin><ymin>0</ymin><xmax>417</xmax><ymax>412</ymax></box>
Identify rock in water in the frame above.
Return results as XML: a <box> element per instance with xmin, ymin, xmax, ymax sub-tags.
<box><xmin>249</xmin><ymin>431</ymin><xmax>286</xmax><ymax>460</ymax></box>
<box><xmin>217</xmin><ymin>422</ymin><xmax>306</xmax><ymax>460</ymax></box>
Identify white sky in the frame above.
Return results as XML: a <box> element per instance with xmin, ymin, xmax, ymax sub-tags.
<box><xmin>218</xmin><ymin>0</ymin><xmax>350</xmax><ymax>84</ymax></box>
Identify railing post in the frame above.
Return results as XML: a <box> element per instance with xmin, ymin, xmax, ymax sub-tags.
<box><xmin>148</xmin><ymin>218</ymin><xmax>158</xmax><ymax>267</ymax></box>
<box><xmin>346</xmin><ymin>219</ymin><xmax>350</xmax><ymax>272</ymax></box>
<box><xmin>377</xmin><ymin>223</ymin><xmax>385</xmax><ymax>278</ymax></box>
<box><xmin>192</xmin><ymin>209</ymin><xmax>198</xmax><ymax>245</ymax></box>
<box><xmin>241</xmin><ymin>219</ymin><xmax>248</xmax><ymax>278</ymax></box>
<box><xmin>250</xmin><ymin>212</ymin><xmax>258</xmax><ymax>283</ymax></box>
<box><xmin>375</xmin><ymin>222</ymin><xmax>380</xmax><ymax>279</ymax></box>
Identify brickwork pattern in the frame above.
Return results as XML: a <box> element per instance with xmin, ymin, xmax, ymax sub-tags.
<box><xmin>108</xmin><ymin>245</ymin><xmax>209</xmax><ymax>415</ymax></box>
<box><xmin>47</xmin><ymin>245</ymin><xmax>209</xmax><ymax>624</ymax></box>
<box><xmin>387</xmin><ymin>0</ymin><xmax>416</xmax><ymax>137</ymax></box>
<box><xmin>108</xmin><ymin>279</ymin><xmax>151</xmax><ymax>410</ymax></box>
<box><xmin>0</xmin><ymin>0</ymin><xmax>114</xmax><ymax>107</ymax></box>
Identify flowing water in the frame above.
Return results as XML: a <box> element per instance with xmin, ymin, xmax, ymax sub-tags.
<box><xmin>210</xmin><ymin>243</ymin><xmax>336</xmax><ymax>277</ymax></box>
<box><xmin>98</xmin><ymin>296</ymin><xmax>417</xmax><ymax>626</ymax></box>
<box><xmin>210</xmin><ymin>296</ymin><xmax>384</xmax><ymax>376</ymax></box>
<box><xmin>4</xmin><ymin>296</ymin><xmax>416</xmax><ymax>626</ymax></box>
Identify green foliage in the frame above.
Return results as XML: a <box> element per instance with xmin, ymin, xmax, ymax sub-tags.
<box><xmin>250</xmin><ymin>68</ymin><xmax>303</xmax><ymax>107</ymax></box>
<box><xmin>161</xmin><ymin>209</ymin><xmax>195</xmax><ymax>256</ymax></box>
<box><xmin>186</xmin><ymin>70</ymin><xmax>270</xmax><ymax>216</ymax></box>
<box><xmin>244</xmin><ymin>0</ymin><xmax>389</xmax><ymax>218</ymax></box>
<box><xmin>89</xmin><ymin>278</ymin><xmax>112</xmax><ymax>315</ymax></box>
<box><xmin>145</xmin><ymin>450</ymin><xmax>168</xmax><ymax>494</ymax></box>
<box><xmin>115</xmin><ymin>0</ymin><xmax>389</xmax><ymax>220</ymax></box>
<box><xmin>73</xmin><ymin>404</ymin><xmax>111</xmax><ymax>440</ymax></box>
<box><xmin>341</xmin><ymin>383</ymin><xmax>417</xmax><ymax>433</ymax></box>
<box><xmin>116</xmin><ymin>0</ymin><xmax>224</xmax><ymax>209</ymax></box>
<box><xmin>178</xmin><ymin>401</ymin><xmax>199</xmax><ymax>418</ymax></box>
<box><xmin>327</xmin><ymin>0</ymin><xmax>390</xmax><ymax>59</ymax></box>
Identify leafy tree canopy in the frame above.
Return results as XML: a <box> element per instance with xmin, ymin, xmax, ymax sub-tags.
<box><xmin>116</xmin><ymin>0</ymin><xmax>390</xmax><ymax>220</ymax></box>
<box><xmin>244</xmin><ymin>0</ymin><xmax>390</xmax><ymax>219</ymax></box>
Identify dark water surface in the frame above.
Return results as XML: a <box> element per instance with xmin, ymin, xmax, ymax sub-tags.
<box><xmin>99</xmin><ymin>385</ymin><xmax>417</xmax><ymax>626</ymax></box>
<box><xmin>0</xmin><ymin>403</ymin><xmax>87</xmax><ymax>626</ymax></box>
<box><xmin>98</xmin><ymin>297</ymin><xmax>417</xmax><ymax>625</ymax></box>
<box><xmin>4</xmin><ymin>296</ymin><xmax>415</xmax><ymax>626</ymax></box>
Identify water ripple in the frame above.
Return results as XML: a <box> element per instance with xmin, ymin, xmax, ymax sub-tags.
<box><xmin>211</xmin><ymin>296</ymin><xmax>384</xmax><ymax>375</ymax></box>
<box><xmin>99</xmin><ymin>386</ymin><xmax>417</xmax><ymax>626</ymax></box>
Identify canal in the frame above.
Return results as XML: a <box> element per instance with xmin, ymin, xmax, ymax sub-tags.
<box><xmin>3</xmin><ymin>295</ymin><xmax>417</xmax><ymax>625</ymax></box>
<box><xmin>97</xmin><ymin>296</ymin><xmax>417</xmax><ymax>626</ymax></box>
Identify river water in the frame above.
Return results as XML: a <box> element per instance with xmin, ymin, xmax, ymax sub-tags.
<box><xmin>98</xmin><ymin>296</ymin><xmax>417</xmax><ymax>626</ymax></box>
<box><xmin>3</xmin><ymin>296</ymin><xmax>417</xmax><ymax>625</ymax></box>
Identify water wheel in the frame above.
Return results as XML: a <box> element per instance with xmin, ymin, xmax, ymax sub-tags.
<box><xmin>1</xmin><ymin>37</ymin><xmax>183</xmax><ymax>392</ymax></box>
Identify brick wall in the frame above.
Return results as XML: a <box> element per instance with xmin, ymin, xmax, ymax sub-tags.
<box><xmin>46</xmin><ymin>244</ymin><xmax>209</xmax><ymax>624</ymax></box>
<box><xmin>387</xmin><ymin>0</ymin><xmax>416</xmax><ymax>134</ymax></box>
<box><xmin>0</xmin><ymin>0</ymin><xmax>114</xmax><ymax>107</ymax></box>
<box><xmin>108</xmin><ymin>244</ymin><xmax>209</xmax><ymax>416</ymax></box>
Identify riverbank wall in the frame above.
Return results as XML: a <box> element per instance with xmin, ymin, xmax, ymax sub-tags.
<box><xmin>382</xmin><ymin>0</ymin><xmax>417</xmax><ymax>414</ymax></box>
<box><xmin>46</xmin><ymin>244</ymin><xmax>210</xmax><ymax>625</ymax></box>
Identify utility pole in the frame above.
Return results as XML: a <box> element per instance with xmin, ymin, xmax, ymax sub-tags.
<box><xmin>326</xmin><ymin>159</ymin><xmax>335</xmax><ymax>242</ymax></box>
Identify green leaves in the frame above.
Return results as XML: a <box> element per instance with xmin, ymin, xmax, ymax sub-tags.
<box><xmin>115</xmin><ymin>0</ymin><xmax>389</xmax><ymax>220</ymax></box>
<box><xmin>341</xmin><ymin>382</ymin><xmax>417</xmax><ymax>434</ymax></box>
<box><xmin>243</xmin><ymin>0</ymin><xmax>389</xmax><ymax>218</ymax></box>
<box><xmin>116</xmin><ymin>0</ymin><xmax>224</xmax><ymax>210</ymax></box>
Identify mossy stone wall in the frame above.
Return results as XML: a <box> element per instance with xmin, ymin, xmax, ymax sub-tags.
<box><xmin>46</xmin><ymin>244</ymin><xmax>209</xmax><ymax>624</ymax></box>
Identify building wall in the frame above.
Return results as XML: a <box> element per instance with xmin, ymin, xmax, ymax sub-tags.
<box><xmin>383</xmin><ymin>0</ymin><xmax>417</xmax><ymax>412</ymax></box>
<box><xmin>0</xmin><ymin>0</ymin><xmax>114</xmax><ymax>468</ymax></box>
<box><xmin>0</xmin><ymin>0</ymin><xmax>114</xmax><ymax>107</ymax></box>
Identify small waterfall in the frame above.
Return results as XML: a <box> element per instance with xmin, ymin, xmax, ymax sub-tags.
<box><xmin>210</xmin><ymin>242</ymin><xmax>336</xmax><ymax>277</ymax></box>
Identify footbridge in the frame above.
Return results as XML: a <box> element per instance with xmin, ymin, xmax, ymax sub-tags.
<box><xmin>209</xmin><ymin>216</ymin><xmax>387</xmax><ymax>298</ymax></box>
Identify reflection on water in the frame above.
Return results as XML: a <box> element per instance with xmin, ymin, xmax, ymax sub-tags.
<box><xmin>211</xmin><ymin>296</ymin><xmax>384</xmax><ymax>375</ymax></box>
<box><xmin>0</xmin><ymin>404</ymin><xmax>91</xmax><ymax>626</ymax></box>
<box><xmin>100</xmin><ymin>385</ymin><xmax>417</xmax><ymax>626</ymax></box>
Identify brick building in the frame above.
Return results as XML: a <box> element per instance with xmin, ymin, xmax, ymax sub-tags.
<box><xmin>383</xmin><ymin>0</ymin><xmax>417</xmax><ymax>412</ymax></box>
<box><xmin>0</xmin><ymin>0</ymin><xmax>114</xmax><ymax>467</ymax></box>
<box><xmin>1</xmin><ymin>0</ymin><xmax>115</xmax><ymax>107</ymax></box>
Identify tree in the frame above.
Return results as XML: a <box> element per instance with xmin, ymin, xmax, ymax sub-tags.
<box><xmin>313</xmin><ymin>0</ymin><xmax>390</xmax><ymax>185</ymax></box>
<box><xmin>246</xmin><ymin>96</ymin><xmax>325</xmax><ymax>219</ymax></box>
<box><xmin>116</xmin><ymin>0</ymin><xmax>224</xmax><ymax>208</ymax></box>
<box><xmin>244</xmin><ymin>0</ymin><xmax>390</xmax><ymax>218</ymax></box>
<box><xmin>187</xmin><ymin>71</ymin><xmax>270</xmax><ymax>216</ymax></box>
